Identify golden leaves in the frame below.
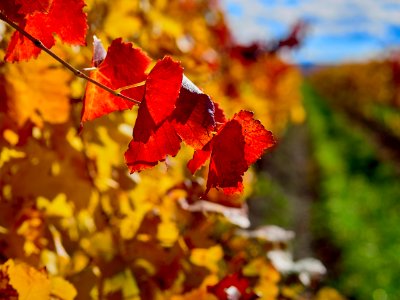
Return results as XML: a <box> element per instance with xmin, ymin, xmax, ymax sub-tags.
<box><xmin>37</xmin><ymin>193</ymin><xmax>74</xmax><ymax>218</ymax></box>
<box><xmin>0</xmin><ymin>53</ymin><xmax>71</xmax><ymax>127</ymax></box>
<box><xmin>0</xmin><ymin>147</ymin><xmax>25</xmax><ymax>168</ymax></box>
<box><xmin>7</xmin><ymin>260</ymin><xmax>51</xmax><ymax>300</ymax></box>
<box><xmin>0</xmin><ymin>259</ymin><xmax>77</xmax><ymax>300</ymax></box>
<box><xmin>50</xmin><ymin>276</ymin><xmax>78</xmax><ymax>300</ymax></box>
<box><xmin>190</xmin><ymin>245</ymin><xmax>223</xmax><ymax>274</ymax></box>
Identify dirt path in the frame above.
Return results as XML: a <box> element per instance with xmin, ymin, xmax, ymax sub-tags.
<box><xmin>250</xmin><ymin>123</ymin><xmax>317</xmax><ymax>259</ymax></box>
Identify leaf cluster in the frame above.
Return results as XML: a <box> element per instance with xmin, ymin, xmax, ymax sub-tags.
<box><xmin>0</xmin><ymin>0</ymin><xmax>332</xmax><ymax>299</ymax></box>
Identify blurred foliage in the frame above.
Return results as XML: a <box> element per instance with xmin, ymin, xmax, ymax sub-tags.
<box><xmin>309</xmin><ymin>54</ymin><xmax>400</xmax><ymax>141</ymax></box>
<box><xmin>0</xmin><ymin>0</ymin><xmax>338</xmax><ymax>299</ymax></box>
<box><xmin>304</xmin><ymin>84</ymin><xmax>400</xmax><ymax>300</ymax></box>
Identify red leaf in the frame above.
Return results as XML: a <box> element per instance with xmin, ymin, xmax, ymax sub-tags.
<box><xmin>5</xmin><ymin>0</ymin><xmax>87</xmax><ymax>62</ymax></box>
<box><xmin>187</xmin><ymin>142</ymin><xmax>211</xmax><ymax>174</ymax></box>
<box><xmin>172</xmin><ymin>76</ymin><xmax>217</xmax><ymax>149</ymax></box>
<box><xmin>81</xmin><ymin>38</ymin><xmax>151</xmax><ymax>123</ymax></box>
<box><xmin>237</xmin><ymin>111</ymin><xmax>275</xmax><ymax>165</ymax></box>
<box><xmin>124</xmin><ymin>58</ymin><xmax>219</xmax><ymax>173</ymax></box>
<box><xmin>0</xmin><ymin>1</ymin><xmax>23</xmax><ymax>22</ymax></box>
<box><xmin>207</xmin><ymin>272</ymin><xmax>259</xmax><ymax>300</ymax></box>
<box><xmin>189</xmin><ymin>110</ymin><xmax>275</xmax><ymax>194</ymax></box>
<box><xmin>16</xmin><ymin>0</ymin><xmax>53</xmax><ymax>14</ymax></box>
<box><xmin>213</xmin><ymin>102</ymin><xmax>227</xmax><ymax>126</ymax></box>
<box><xmin>145</xmin><ymin>57</ymin><xmax>183</xmax><ymax>125</ymax></box>
<box><xmin>207</xmin><ymin>117</ymin><xmax>248</xmax><ymax>194</ymax></box>
<box><xmin>124</xmin><ymin>103</ymin><xmax>181</xmax><ymax>173</ymax></box>
<box><xmin>124</xmin><ymin>57</ymin><xmax>184</xmax><ymax>172</ymax></box>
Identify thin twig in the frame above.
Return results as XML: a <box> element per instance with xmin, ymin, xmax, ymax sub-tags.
<box><xmin>0</xmin><ymin>12</ymin><xmax>141</xmax><ymax>105</ymax></box>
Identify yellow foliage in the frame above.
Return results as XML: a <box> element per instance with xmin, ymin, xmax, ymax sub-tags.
<box><xmin>190</xmin><ymin>245</ymin><xmax>223</xmax><ymax>273</ymax></box>
<box><xmin>81</xmin><ymin>229</ymin><xmax>116</xmax><ymax>262</ymax></box>
<box><xmin>169</xmin><ymin>287</ymin><xmax>217</xmax><ymax>300</ymax></box>
<box><xmin>157</xmin><ymin>220</ymin><xmax>180</xmax><ymax>247</ymax></box>
<box><xmin>0</xmin><ymin>54</ymin><xmax>71</xmax><ymax>127</ymax></box>
<box><xmin>3</xmin><ymin>129</ymin><xmax>19</xmax><ymax>145</ymax></box>
<box><xmin>93</xmin><ymin>269</ymin><xmax>140</xmax><ymax>300</ymax></box>
<box><xmin>50</xmin><ymin>276</ymin><xmax>78</xmax><ymax>300</ymax></box>
<box><xmin>0</xmin><ymin>147</ymin><xmax>25</xmax><ymax>168</ymax></box>
<box><xmin>243</xmin><ymin>258</ymin><xmax>280</xmax><ymax>300</ymax></box>
<box><xmin>37</xmin><ymin>193</ymin><xmax>74</xmax><ymax>218</ymax></box>
<box><xmin>316</xmin><ymin>287</ymin><xmax>347</xmax><ymax>300</ymax></box>
<box><xmin>6</xmin><ymin>259</ymin><xmax>51</xmax><ymax>300</ymax></box>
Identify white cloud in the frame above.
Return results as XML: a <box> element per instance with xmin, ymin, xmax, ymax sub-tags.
<box><xmin>220</xmin><ymin>0</ymin><xmax>400</xmax><ymax>62</ymax></box>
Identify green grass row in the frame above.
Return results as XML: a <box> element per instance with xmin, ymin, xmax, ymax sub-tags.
<box><xmin>303</xmin><ymin>84</ymin><xmax>400</xmax><ymax>300</ymax></box>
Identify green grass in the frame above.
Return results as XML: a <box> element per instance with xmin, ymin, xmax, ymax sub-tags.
<box><xmin>252</xmin><ymin>173</ymin><xmax>291</xmax><ymax>228</ymax></box>
<box><xmin>303</xmin><ymin>84</ymin><xmax>400</xmax><ymax>300</ymax></box>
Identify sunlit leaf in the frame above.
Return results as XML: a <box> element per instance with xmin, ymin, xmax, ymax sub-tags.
<box><xmin>7</xmin><ymin>259</ymin><xmax>51</xmax><ymax>300</ymax></box>
<box><xmin>5</xmin><ymin>0</ymin><xmax>87</xmax><ymax>61</ymax></box>
<box><xmin>50</xmin><ymin>276</ymin><xmax>77</xmax><ymax>300</ymax></box>
<box><xmin>81</xmin><ymin>38</ymin><xmax>151</xmax><ymax>122</ymax></box>
<box><xmin>0</xmin><ymin>54</ymin><xmax>71</xmax><ymax>127</ymax></box>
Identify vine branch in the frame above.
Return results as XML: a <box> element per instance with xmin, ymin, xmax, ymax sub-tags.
<box><xmin>0</xmin><ymin>12</ymin><xmax>141</xmax><ymax>105</ymax></box>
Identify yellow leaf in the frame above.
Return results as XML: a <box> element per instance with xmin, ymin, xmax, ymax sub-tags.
<box><xmin>37</xmin><ymin>193</ymin><xmax>74</xmax><ymax>218</ymax></box>
<box><xmin>243</xmin><ymin>258</ymin><xmax>280</xmax><ymax>300</ymax></box>
<box><xmin>169</xmin><ymin>287</ymin><xmax>217</xmax><ymax>300</ymax></box>
<box><xmin>0</xmin><ymin>54</ymin><xmax>71</xmax><ymax>127</ymax></box>
<box><xmin>3</xmin><ymin>129</ymin><xmax>19</xmax><ymax>145</ymax></box>
<box><xmin>81</xmin><ymin>229</ymin><xmax>115</xmax><ymax>262</ymax></box>
<box><xmin>190</xmin><ymin>245</ymin><xmax>223</xmax><ymax>273</ymax></box>
<box><xmin>0</xmin><ymin>148</ymin><xmax>26</xmax><ymax>168</ymax></box>
<box><xmin>50</xmin><ymin>277</ymin><xmax>77</xmax><ymax>300</ymax></box>
<box><xmin>157</xmin><ymin>220</ymin><xmax>179</xmax><ymax>247</ymax></box>
<box><xmin>316</xmin><ymin>287</ymin><xmax>346</xmax><ymax>300</ymax></box>
<box><xmin>7</xmin><ymin>259</ymin><xmax>51</xmax><ymax>300</ymax></box>
<box><xmin>92</xmin><ymin>269</ymin><xmax>139</xmax><ymax>300</ymax></box>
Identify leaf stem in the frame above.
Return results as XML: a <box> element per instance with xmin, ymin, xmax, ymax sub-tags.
<box><xmin>0</xmin><ymin>12</ymin><xmax>141</xmax><ymax>105</ymax></box>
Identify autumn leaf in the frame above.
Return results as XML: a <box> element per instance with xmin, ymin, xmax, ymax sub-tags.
<box><xmin>190</xmin><ymin>245</ymin><xmax>223</xmax><ymax>273</ymax></box>
<box><xmin>50</xmin><ymin>276</ymin><xmax>77</xmax><ymax>300</ymax></box>
<box><xmin>81</xmin><ymin>38</ymin><xmax>152</xmax><ymax>123</ymax></box>
<box><xmin>0</xmin><ymin>0</ymin><xmax>53</xmax><ymax>21</ymax></box>
<box><xmin>187</xmin><ymin>142</ymin><xmax>212</xmax><ymax>174</ymax></box>
<box><xmin>6</xmin><ymin>259</ymin><xmax>51</xmax><ymax>300</ymax></box>
<box><xmin>125</xmin><ymin>106</ymin><xmax>181</xmax><ymax>172</ymax></box>
<box><xmin>5</xmin><ymin>0</ymin><xmax>87</xmax><ymax>62</ymax></box>
<box><xmin>0</xmin><ymin>260</ymin><xmax>18</xmax><ymax>299</ymax></box>
<box><xmin>0</xmin><ymin>54</ymin><xmax>71</xmax><ymax>127</ymax></box>
<box><xmin>124</xmin><ymin>56</ymin><xmax>184</xmax><ymax>172</ymax></box>
<box><xmin>16</xmin><ymin>0</ymin><xmax>53</xmax><ymax>15</ymax></box>
<box><xmin>0</xmin><ymin>1</ymin><xmax>23</xmax><ymax>23</ymax></box>
<box><xmin>145</xmin><ymin>56</ymin><xmax>183</xmax><ymax>125</ymax></box>
<box><xmin>207</xmin><ymin>272</ymin><xmax>259</xmax><ymax>300</ymax></box>
<box><xmin>189</xmin><ymin>110</ymin><xmax>275</xmax><ymax>194</ymax></box>
<box><xmin>125</xmin><ymin>63</ymin><xmax>221</xmax><ymax>173</ymax></box>
<box><xmin>170</xmin><ymin>287</ymin><xmax>217</xmax><ymax>300</ymax></box>
<box><xmin>0</xmin><ymin>0</ymin><xmax>327</xmax><ymax>299</ymax></box>
<box><xmin>171</xmin><ymin>75</ymin><xmax>217</xmax><ymax>150</ymax></box>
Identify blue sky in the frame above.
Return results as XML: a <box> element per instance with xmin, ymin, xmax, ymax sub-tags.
<box><xmin>221</xmin><ymin>0</ymin><xmax>400</xmax><ymax>64</ymax></box>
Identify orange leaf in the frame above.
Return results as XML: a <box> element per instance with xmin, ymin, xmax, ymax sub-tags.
<box><xmin>6</xmin><ymin>260</ymin><xmax>51</xmax><ymax>300</ymax></box>
<box><xmin>81</xmin><ymin>38</ymin><xmax>151</xmax><ymax>123</ymax></box>
<box><xmin>0</xmin><ymin>54</ymin><xmax>71</xmax><ymax>127</ymax></box>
